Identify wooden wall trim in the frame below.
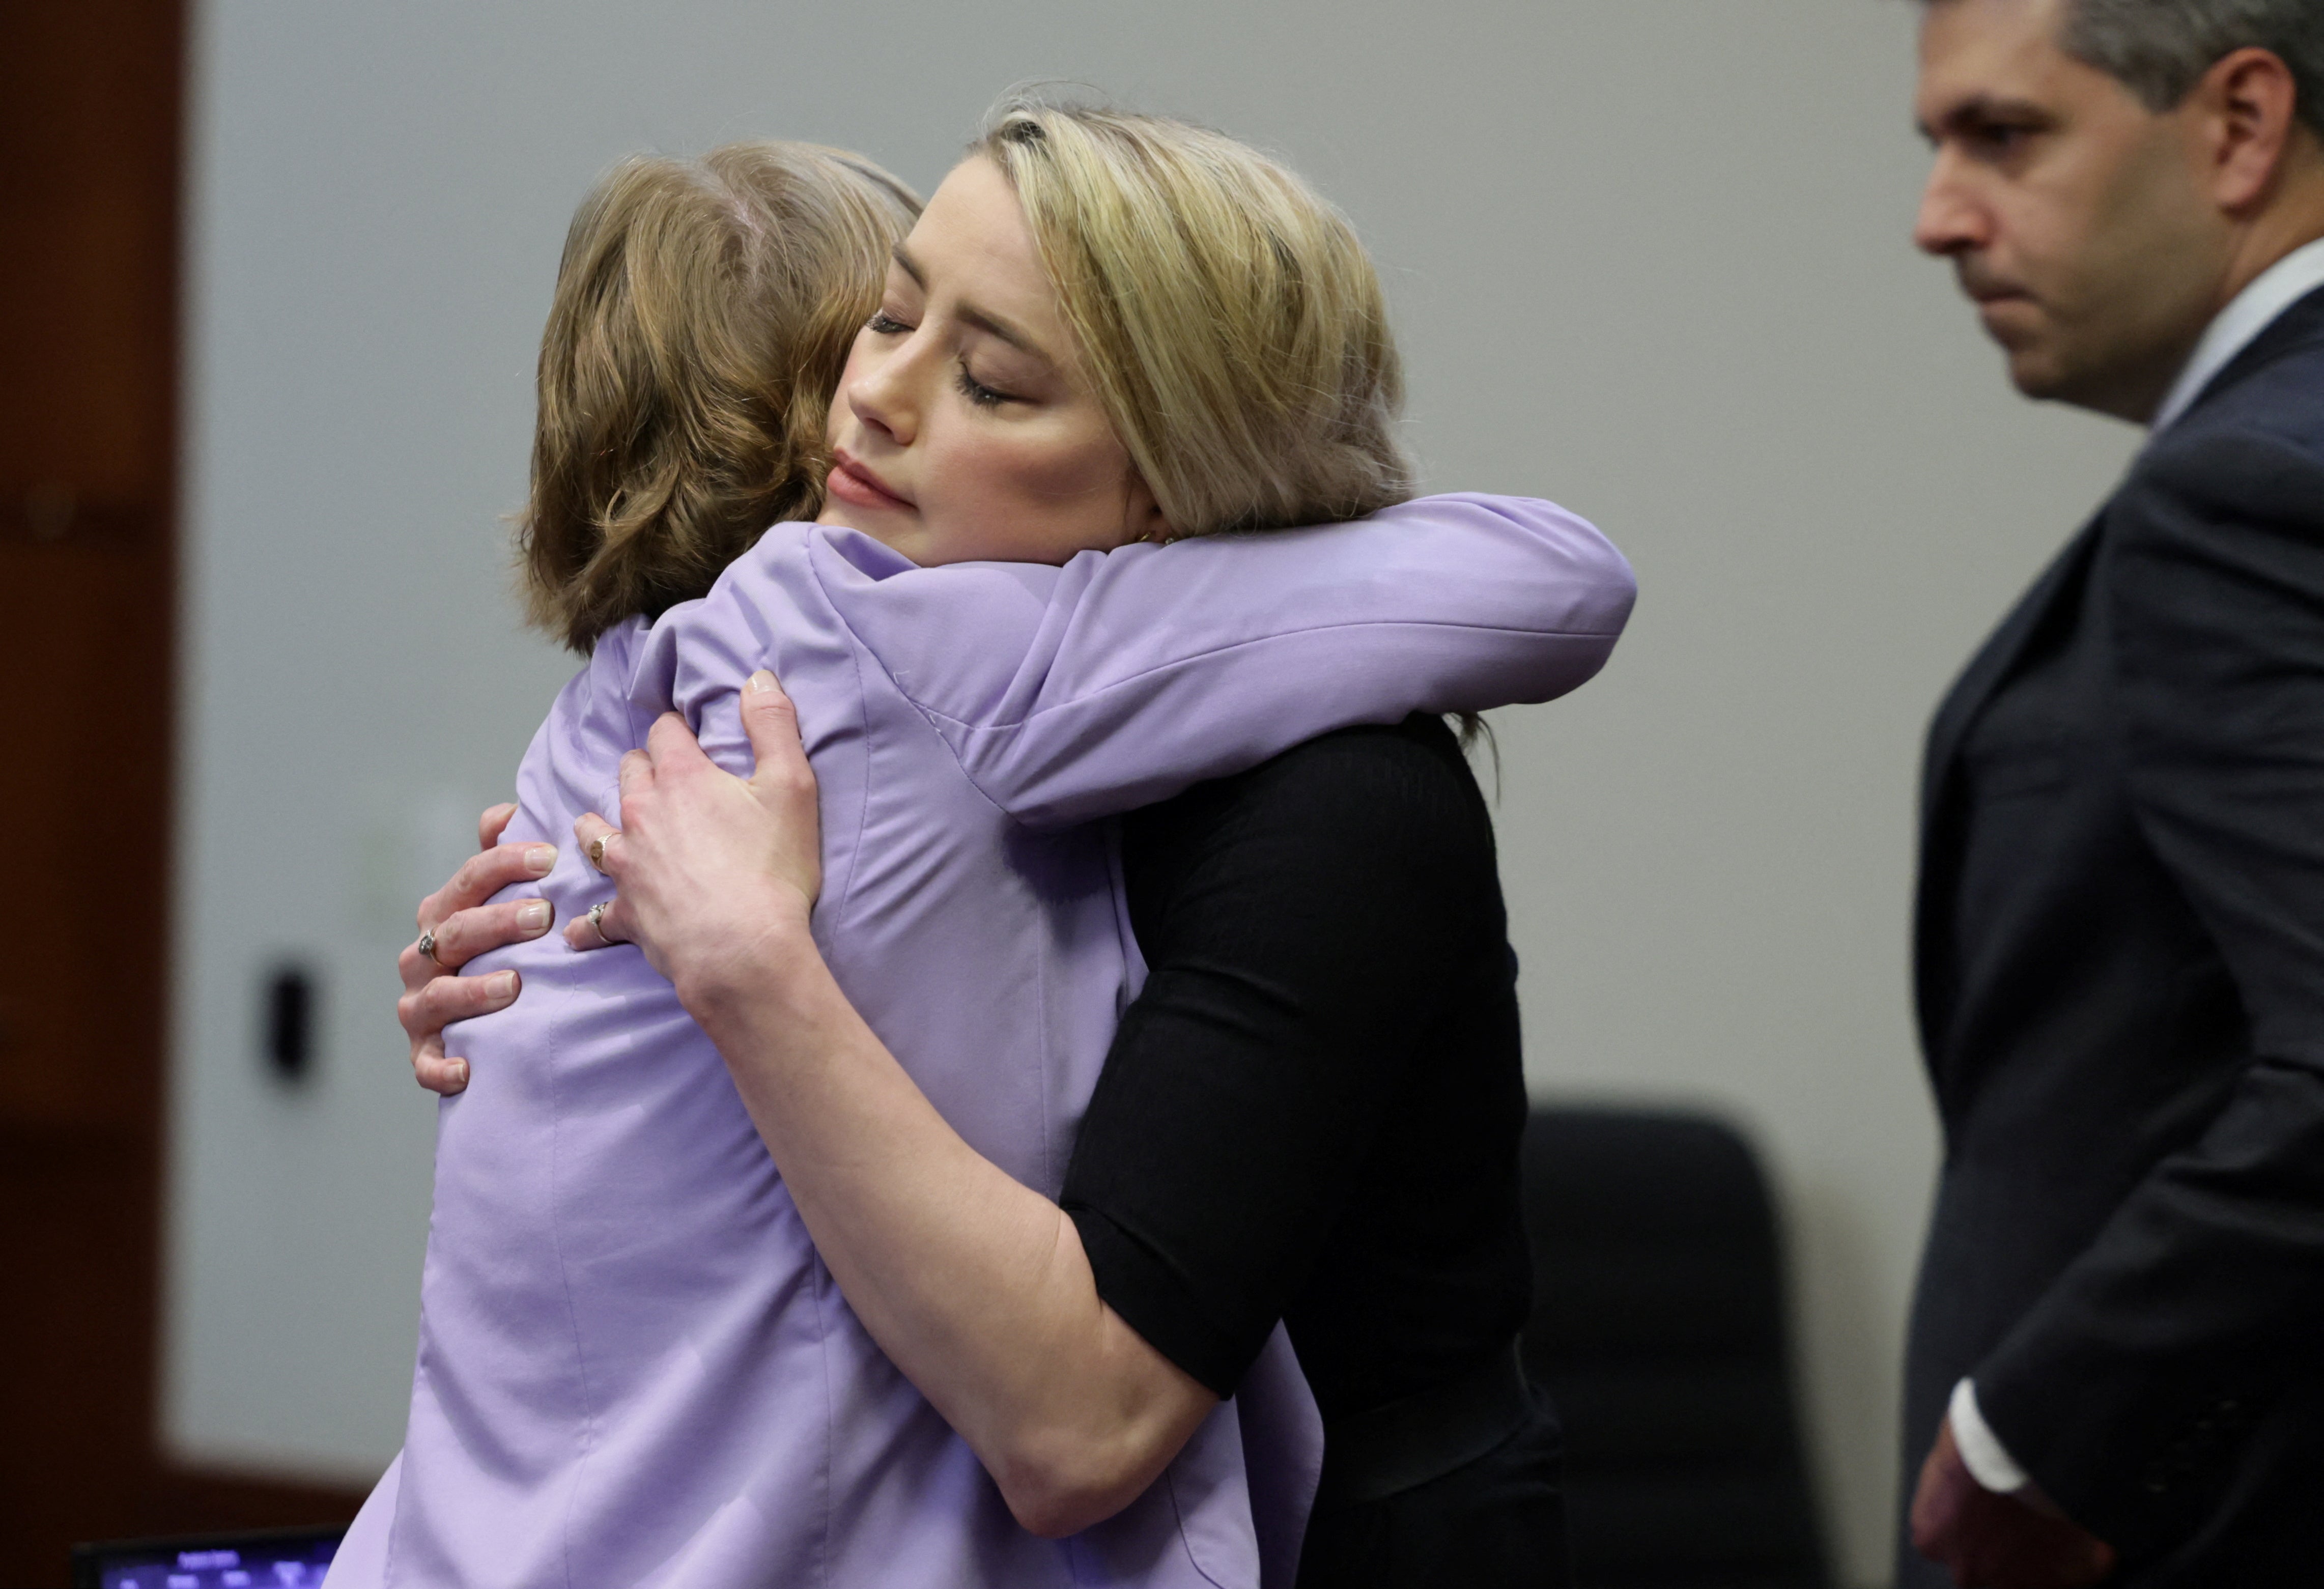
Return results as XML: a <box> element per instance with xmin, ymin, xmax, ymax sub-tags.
<box><xmin>0</xmin><ymin>2</ymin><xmax>376</xmax><ymax>1581</ymax></box>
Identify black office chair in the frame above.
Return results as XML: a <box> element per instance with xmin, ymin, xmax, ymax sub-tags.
<box><xmin>1520</xmin><ymin>1105</ymin><xmax>1830</xmax><ymax>1589</ymax></box>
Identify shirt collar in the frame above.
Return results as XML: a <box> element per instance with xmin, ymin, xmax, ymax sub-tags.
<box><xmin>2151</xmin><ymin>235</ymin><xmax>2324</xmax><ymax>433</ymax></box>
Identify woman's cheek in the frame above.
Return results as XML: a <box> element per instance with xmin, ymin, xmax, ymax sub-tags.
<box><xmin>926</xmin><ymin>435</ymin><xmax>1048</xmax><ymax>561</ymax></box>
<box><xmin>990</xmin><ymin>432</ymin><xmax>1136</xmax><ymax>560</ymax></box>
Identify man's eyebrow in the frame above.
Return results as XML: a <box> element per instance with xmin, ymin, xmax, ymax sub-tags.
<box><xmin>1922</xmin><ymin>93</ymin><xmax>2054</xmax><ymax>139</ymax></box>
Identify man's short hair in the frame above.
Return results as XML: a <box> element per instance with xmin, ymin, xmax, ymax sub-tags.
<box><xmin>1930</xmin><ymin>0</ymin><xmax>2324</xmax><ymax>138</ymax></box>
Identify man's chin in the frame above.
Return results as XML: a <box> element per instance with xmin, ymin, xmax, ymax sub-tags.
<box><xmin>2004</xmin><ymin>350</ymin><xmax>2071</xmax><ymax>401</ymax></box>
<box><xmin>1988</xmin><ymin>331</ymin><xmax>2080</xmax><ymax>402</ymax></box>
<box><xmin>1972</xmin><ymin>306</ymin><xmax>2083</xmax><ymax>402</ymax></box>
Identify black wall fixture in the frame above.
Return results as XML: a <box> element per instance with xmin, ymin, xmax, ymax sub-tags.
<box><xmin>263</xmin><ymin>962</ymin><xmax>318</xmax><ymax>1083</ymax></box>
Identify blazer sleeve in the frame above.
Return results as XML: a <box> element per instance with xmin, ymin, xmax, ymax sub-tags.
<box><xmin>823</xmin><ymin>493</ymin><xmax>1635</xmax><ymax>828</ymax></box>
<box><xmin>1971</xmin><ymin>427</ymin><xmax>2324</xmax><ymax>1554</ymax></box>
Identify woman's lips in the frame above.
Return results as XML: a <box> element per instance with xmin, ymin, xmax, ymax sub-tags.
<box><xmin>827</xmin><ymin>452</ymin><xmax>914</xmax><ymax>512</ymax></box>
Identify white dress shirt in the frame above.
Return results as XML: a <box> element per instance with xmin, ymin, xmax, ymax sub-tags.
<box><xmin>2150</xmin><ymin>235</ymin><xmax>2324</xmax><ymax>432</ymax></box>
<box><xmin>1949</xmin><ymin>232</ymin><xmax>2324</xmax><ymax>1499</ymax></box>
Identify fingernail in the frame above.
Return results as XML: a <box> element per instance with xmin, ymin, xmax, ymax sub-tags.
<box><xmin>526</xmin><ymin>845</ymin><xmax>556</xmax><ymax>876</ymax></box>
<box><xmin>747</xmin><ymin>670</ymin><xmax>777</xmax><ymax>694</ymax></box>
<box><xmin>517</xmin><ymin>900</ymin><xmax>551</xmax><ymax>932</ymax></box>
<box><xmin>488</xmin><ymin>971</ymin><xmax>518</xmax><ymax>1000</ymax></box>
<box><xmin>448</xmin><ymin>1060</ymin><xmax>470</xmax><ymax>1088</ymax></box>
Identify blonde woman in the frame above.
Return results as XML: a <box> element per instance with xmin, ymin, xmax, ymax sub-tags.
<box><xmin>394</xmin><ymin>103</ymin><xmax>1630</xmax><ymax>1588</ymax></box>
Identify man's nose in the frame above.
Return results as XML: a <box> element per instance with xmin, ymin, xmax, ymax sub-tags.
<box><xmin>1913</xmin><ymin>155</ymin><xmax>1986</xmax><ymax>258</ymax></box>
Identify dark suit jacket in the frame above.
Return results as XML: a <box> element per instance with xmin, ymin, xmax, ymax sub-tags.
<box><xmin>1899</xmin><ymin>284</ymin><xmax>2324</xmax><ymax>1587</ymax></box>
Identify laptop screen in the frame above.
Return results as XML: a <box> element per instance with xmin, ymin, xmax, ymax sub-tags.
<box><xmin>70</xmin><ymin>1526</ymin><xmax>344</xmax><ymax>1589</ymax></box>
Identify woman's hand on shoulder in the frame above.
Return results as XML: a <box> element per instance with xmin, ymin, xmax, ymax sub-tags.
<box><xmin>399</xmin><ymin>802</ymin><xmax>558</xmax><ymax>1096</ymax></box>
<box><xmin>570</xmin><ymin>670</ymin><xmax>822</xmax><ymax>1007</ymax></box>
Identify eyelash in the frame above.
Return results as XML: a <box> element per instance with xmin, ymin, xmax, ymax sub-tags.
<box><xmin>867</xmin><ymin>309</ymin><xmax>911</xmax><ymax>335</ymax></box>
<box><xmin>955</xmin><ymin>363</ymin><xmax>1011</xmax><ymax>409</ymax></box>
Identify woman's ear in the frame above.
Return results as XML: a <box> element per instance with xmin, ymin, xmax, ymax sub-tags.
<box><xmin>1123</xmin><ymin>471</ymin><xmax>1178</xmax><ymax>545</ymax></box>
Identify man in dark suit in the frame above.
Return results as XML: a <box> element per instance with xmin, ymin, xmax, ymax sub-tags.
<box><xmin>1901</xmin><ymin>2</ymin><xmax>2324</xmax><ymax>1585</ymax></box>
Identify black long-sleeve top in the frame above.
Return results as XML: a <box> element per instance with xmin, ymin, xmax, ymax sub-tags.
<box><xmin>1061</xmin><ymin>714</ymin><xmax>1534</xmax><ymax>1421</ymax></box>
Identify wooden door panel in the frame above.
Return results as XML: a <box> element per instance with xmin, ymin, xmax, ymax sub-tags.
<box><xmin>0</xmin><ymin>534</ymin><xmax>168</xmax><ymax>1131</ymax></box>
<box><xmin>0</xmin><ymin>1</ymin><xmax>362</xmax><ymax>1581</ymax></box>
<box><xmin>0</xmin><ymin>0</ymin><xmax>177</xmax><ymax>499</ymax></box>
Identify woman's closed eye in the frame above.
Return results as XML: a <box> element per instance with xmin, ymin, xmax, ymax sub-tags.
<box><xmin>954</xmin><ymin>360</ymin><xmax>1018</xmax><ymax>409</ymax></box>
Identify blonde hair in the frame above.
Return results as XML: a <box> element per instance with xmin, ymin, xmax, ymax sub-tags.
<box><xmin>521</xmin><ymin>141</ymin><xmax>919</xmax><ymax>652</ymax></box>
<box><xmin>974</xmin><ymin>99</ymin><xmax>1411</xmax><ymax>538</ymax></box>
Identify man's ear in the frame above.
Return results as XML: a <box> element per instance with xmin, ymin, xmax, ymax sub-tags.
<box><xmin>2205</xmin><ymin>46</ymin><xmax>2303</xmax><ymax>212</ymax></box>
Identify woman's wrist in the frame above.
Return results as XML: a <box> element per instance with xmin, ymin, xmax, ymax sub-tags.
<box><xmin>667</xmin><ymin>884</ymin><xmax>819</xmax><ymax>1021</ymax></box>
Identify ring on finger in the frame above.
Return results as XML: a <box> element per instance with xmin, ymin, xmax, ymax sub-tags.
<box><xmin>588</xmin><ymin>900</ymin><xmax>611</xmax><ymax>942</ymax></box>
<box><xmin>587</xmin><ymin>831</ymin><xmax>615</xmax><ymax>871</ymax></box>
<box><xmin>417</xmin><ymin>929</ymin><xmax>441</xmax><ymax>966</ymax></box>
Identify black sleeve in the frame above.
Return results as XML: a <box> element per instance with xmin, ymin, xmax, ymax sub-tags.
<box><xmin>1060</xmin><ymin>717</ymin><xmax>1495</xmax><ymax>1397</ymax></box>
<box><xmin>1976</xmin><ymin>428</ymin><xmax>2324</xmax><ymax>1548</ymax></box>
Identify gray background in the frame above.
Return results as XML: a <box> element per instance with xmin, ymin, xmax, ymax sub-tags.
<box><xmin>168</xmin><ymin>3</ymin><xmax>2140</xmax><ymax>1581</ymax></box>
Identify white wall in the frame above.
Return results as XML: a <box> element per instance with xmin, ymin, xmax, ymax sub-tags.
<box><xmin>172</xmin><ymin>3</ymin><xmax>2141</xmax><ymax>1582</ymax></box>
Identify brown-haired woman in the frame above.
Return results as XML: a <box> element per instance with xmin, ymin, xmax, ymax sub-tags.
<box><xmin>520</xmin><ymin>140</ymin><xmax>918</xmax><ymax>651</ymax></box>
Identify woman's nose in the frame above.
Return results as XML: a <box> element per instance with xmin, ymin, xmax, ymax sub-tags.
<box><xmin>849</xmin><ymin>339</ymin><xmax>924</xmax><ymax>448</ymax></box>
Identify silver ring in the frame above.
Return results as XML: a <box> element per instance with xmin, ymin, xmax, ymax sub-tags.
<box><xmin>417</xmin><ymin>929</ymin><xmax>441</xmax><ymax>966</ymax></box>
<box><xmin>588</xmin><ymin>900</ymin><xmax>611</xmax><ymax>942</ymax></box>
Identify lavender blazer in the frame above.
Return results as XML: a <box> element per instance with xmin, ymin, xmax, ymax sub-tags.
<box><xmin>328</xmin><ymin>496</ymin><xmax>1634</xmax><ymax>1589</ymax></box>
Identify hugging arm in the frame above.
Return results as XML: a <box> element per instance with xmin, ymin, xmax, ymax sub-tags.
<box><xmin>575</xmin><ymin>683</ymin><xmax>1212</xmax><ymax>1537</ymax></box>
<box><xmin>405</xmin><ymin>493</ymin><xmax>1634</xmax><ymax>1089</ymax></box>
<box><xmin>847</xmin><ymin>493</ymin><xmax>1634</xmax><ymax>828</ymax></box>
<box><xmin>398</xmin><ymin>702</ymin><xmax>1209</xmax><ymax>1529</ymax></box>
<box><xmin>399</xmin><ymin>803</ymin><xmax>557</xmax><ymax>1096</ymax></box>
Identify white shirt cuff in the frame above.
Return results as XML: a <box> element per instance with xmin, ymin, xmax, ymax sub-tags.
<box><xmin>1949</xmin><ymin>1376</ymin><xmax>2031</xmax><ymax>1494</ymax></box>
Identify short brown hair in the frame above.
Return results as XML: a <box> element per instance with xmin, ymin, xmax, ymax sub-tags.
<box><xmin>1918</xmin><ymin>0</ymin><xmax>2324</xmax><ymax>138</ymax></box>
<box><xmin>521</xmin><ymin>141</ymin><xmax>919</xmax><ymax>652</ymax></box>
